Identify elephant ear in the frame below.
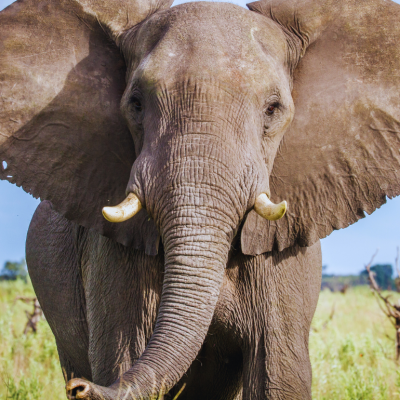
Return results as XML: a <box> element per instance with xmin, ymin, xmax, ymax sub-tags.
<box><xmin>242</xmin><ymin>0</ymin><xmax>400</xmax><ymax>255</ymax></box>
<box><xmin>0</xmin><ymin>0</ymin><xmax>172</xmax><ymax>255</ymax></box>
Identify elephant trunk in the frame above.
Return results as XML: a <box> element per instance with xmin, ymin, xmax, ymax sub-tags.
<box><xmin>67</xmin><ymin>193</ymin><xmax>237</xmax><ymax>400</ymax></box>
<box><xmin>103</xmin><ymin>106</ymin><xmax>260</xmax><ymax>398</ymax></box>
<box><xmin>112</xmin><ymin>202</ymin><xmax>232</xmax><ymax>398</ymax></box>
<box><xmin>67</xmin><ymin>86</ymin><xmax>267</xmax><ymax>399</ymax></box>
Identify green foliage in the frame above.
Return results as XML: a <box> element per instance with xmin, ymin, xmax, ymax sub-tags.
<box><xmin>360</xmin><ymin>264</ymin><xmax>395</xmax><ymax>290</ymax></box>
<box><xmin>4</xmin><ymin>376</ymin><xmax>41</xmax><ymax>400</ymax></box>
<box><xmin>0</xmin><ymin>260</ymin><xmax>28</xmax><ymax>282</ymax></box>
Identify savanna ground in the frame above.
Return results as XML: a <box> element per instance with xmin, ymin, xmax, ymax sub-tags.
<box><xmin>1</xmin><ymin>280</ymin><xmax>400</xmax><ymax>399</ymax></box>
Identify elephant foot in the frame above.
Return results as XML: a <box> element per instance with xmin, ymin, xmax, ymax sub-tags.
<box><xmin>66</xmin><ymin>378</ymin><xmax>129</xmax><ymax>400</ymax></box>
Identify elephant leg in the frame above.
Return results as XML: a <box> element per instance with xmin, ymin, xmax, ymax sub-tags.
<box><xmin>26</xmin><ymin>201</ymin><xmax>91</xmax><ymax>382</ymax></box>
<box><xmin>56</xmin><ymin>341</ymin><xmax>88</xmax><ymax>383</ymax></box>
<box><xmin>237</xmin><ymin>241</ymin><xmax>322</xmax><ymax>400</ymax></box>
<box><xmin>80</xmin><ymin>232</ymin><xmax>165</xmax><ymax>387</ymax></box>
<box><xmin>168</xmin><ymin>332</ymin><xmax>243</xmax><ymax>400</ymax></box>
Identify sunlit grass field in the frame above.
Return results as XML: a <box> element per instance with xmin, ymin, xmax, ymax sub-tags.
<box><xmin>0</xmin><ymin>279</ymin><xmax>64</xmax><ymax>399</ymax></box>
<box><xmin>1</xmin><ymin>280</ymin><xmax>400</xmax><ymax>399</ymax></box>
<box><xmin>310</xmin><ymin>287</ymin><xmax>400</xmax><ymax>399</ymax></box>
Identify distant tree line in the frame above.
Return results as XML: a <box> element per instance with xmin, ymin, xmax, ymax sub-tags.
<box><xmin>0</xmin><ymin>258</ymin><xmax>398</xmax><ymax>290</ymax></box>
<box><xmin>0</xmin><ymin>259</ymin><xmax>27</xmax><ymax>281</ymax></box>
<box><xmin>322</xmin><ymin>264</ymin><xmax>398</xmax><ymax>292</ymax></box>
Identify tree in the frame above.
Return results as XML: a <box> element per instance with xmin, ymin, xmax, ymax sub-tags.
<box><xmin>365</xmin><ymin>250</ymin><xmax>400</xmax><ymax>361</ymax></box>
<box><xmin>361</xmin><ymin>263</ymin><xmax>394</xmax><ymax>290</ymax></box>
<box><xmin>0</xmin><ymin>259</ymin><xmax>28</xmax><ymax>281</ymax></box>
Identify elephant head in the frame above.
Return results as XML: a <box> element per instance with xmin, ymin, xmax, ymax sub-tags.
<box><xmin>1</xmin><ymin>0</ymin><xmax>400</xmax><ymax>398</ymax></box>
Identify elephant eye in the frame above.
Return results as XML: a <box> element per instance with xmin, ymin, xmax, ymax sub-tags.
<box><xmin>131</xmin><ymin>97</ymin><xmax>143</xmax><ymax>112</ymax></box>
<box><xmin>266</xmin><ymin>103</ymin><xmax>278</xmax><ymax>116</ymax></box>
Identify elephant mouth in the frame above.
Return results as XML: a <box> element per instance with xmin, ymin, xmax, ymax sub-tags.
<box><xmin>102</xmin><ymin>192</ymin><xmax>287</xmax><ymax>223</ymax></box>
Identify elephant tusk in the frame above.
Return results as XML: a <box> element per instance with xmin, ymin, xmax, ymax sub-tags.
<box><xmin>102</xmin><ymin>193</ymin><xmax>142</xmax><ymax>222</ymax></box>
<box><xmin>254</xmin><ymin>193</ymin><xmax>287</xmax><ymax>221</ymax></box>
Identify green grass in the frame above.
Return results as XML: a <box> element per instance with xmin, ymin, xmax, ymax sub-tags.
<box><xmin>0</xmin><ymin>279</ymin><xmax>65</xmax><ymax>400</ymax></box>
<box><xmin>1</xmin><ymin>281</ymin><xmax>400</xmax><ymax>399</ymax></box>
<box><xmin>310</xmin><ymin>286</ymin><xmax>400</xmax><ymax>399</ymax></box>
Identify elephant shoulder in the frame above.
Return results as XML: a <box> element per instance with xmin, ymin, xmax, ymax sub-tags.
<box><xmin>28</xmin><ymin>201</ymin><xmax>76</xmax><ymax>240</ymax></box>
<box><xmin>26</xmin><ymin>201</ymin><xmax>82</xmax><ymax>267</ymax></box>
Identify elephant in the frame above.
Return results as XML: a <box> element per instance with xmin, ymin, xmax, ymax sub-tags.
<box><xmin>1</xmin><ymin>0</ymin><xmax>400</xmax><ymax>398</ymax></box>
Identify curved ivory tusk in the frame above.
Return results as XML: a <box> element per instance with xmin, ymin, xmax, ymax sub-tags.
<box><xmin>102</xmin><ymin>193</ymin><xmax>142</xmax><ymax>222</ymax></box>
<box><xmin>254</xmin><ymin>193</ymin><xmax>287</xmax><ymax>221</ymax></box>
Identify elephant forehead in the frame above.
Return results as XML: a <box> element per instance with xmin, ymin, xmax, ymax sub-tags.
<box><xmin>124</xmin><ymin>2</ymin><xmax>288</xmax><ymax>93</ymax></box>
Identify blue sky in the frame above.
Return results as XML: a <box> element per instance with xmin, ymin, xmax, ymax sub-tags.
<box><xmin>1</xmin><ymin>0</ymin><xmax>400</xmax><ymax>275</ymax></box>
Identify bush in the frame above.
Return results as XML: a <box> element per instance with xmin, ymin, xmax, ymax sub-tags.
<box><xmin>0</xmin><ymin>259</ymin><xmax>28</xmax><ymax>282</ymax></box>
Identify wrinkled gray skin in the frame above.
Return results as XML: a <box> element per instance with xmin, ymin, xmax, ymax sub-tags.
<box><xmin>27</xmin><ymin>4</ymin><xmax>319</xmax><ymax>399</ymax></box>
<box><xmin>28</xmin><ymin>202</ymin><xmax>321</xmax><ymax>400</ymax></box>
<box><xmin>1</xmin><ymin>0</ymin><xmax>400</xmax><ymax>398</ymax></box>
